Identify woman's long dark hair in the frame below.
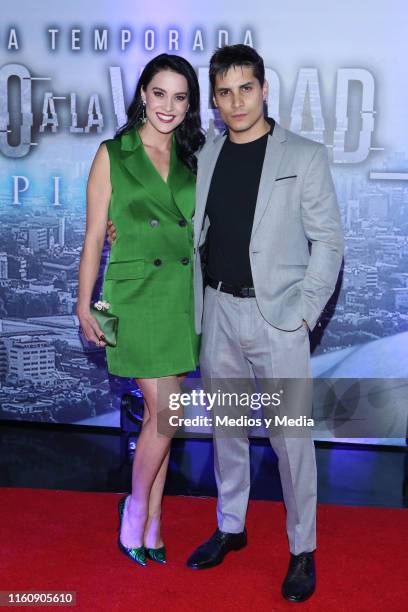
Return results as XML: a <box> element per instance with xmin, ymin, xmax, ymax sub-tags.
<box><xmin>115</xmin><ymin>54</ymin><xmax>205</xmax><ymax>172</ymax></box>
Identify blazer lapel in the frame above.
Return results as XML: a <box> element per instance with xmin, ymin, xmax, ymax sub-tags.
<box><xmin>167</xmin><ymin>145</ymin><xmax>195</xmax><ymax>221</ymax></box>
<box><xmin>250</xmin><ymin>122</ymin><xmax>287</xmax><ymax>239</ymax></box>
<box><xmin>194</xmin><ymin>134</ymin><xmax>226</xmax><ymax>246</ymax></box>
<box><xmin>119</xmin><ymin>129</ymin><xmax>172</xmax><ymax>210</ymax></box>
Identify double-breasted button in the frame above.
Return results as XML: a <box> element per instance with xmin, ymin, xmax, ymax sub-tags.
<box><xmin>149</xmin><ymin>219</ymin><xmax>159</xmax><ymax>227</ymax></box>
<box><xmin>178</xmin><ymin>219</ymin><xmax>187</xmax><ymax>227</ymax></box>
<box><xmin>154</xmin><ymin>258</ymin><xmax>162</xmax><ymax>266</ymax></box>
<box><xmin>180</xmin><ymin>257</ymin><xmax>189</xmax><ymax>265</ymax></box>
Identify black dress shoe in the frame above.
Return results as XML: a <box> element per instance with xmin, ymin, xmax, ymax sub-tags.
<box><xmin>282</xmin><ymin>552</ymin><xmax>316</xmax><ymax>602</ymax></box>
<box><xmin>186</xmin><ymin>528</ymin><xmax>247</xmax><ymax>569</ymax></box>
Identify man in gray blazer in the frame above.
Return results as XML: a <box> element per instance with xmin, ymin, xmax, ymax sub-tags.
<box><xmin>186</xmin><ymin>45</ymin><xmax>343</xmax><ymax>603</ymax></box>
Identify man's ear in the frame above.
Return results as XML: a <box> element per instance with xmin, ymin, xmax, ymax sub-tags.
<box><xmin>262</xmin><ymin>80</ymin><xmax>268</xmax><ymax>102</ymax></box>
<box><xmin>212</xmin><ymin>95</ymin><xmax>217</xmax><ymax>108</ymax></box>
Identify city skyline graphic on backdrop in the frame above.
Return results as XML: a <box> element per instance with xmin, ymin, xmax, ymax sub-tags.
<box><xmin>1</xmin><ymin>28</ymin><xmax>407</xmax><ymax>428</ymax></box>
<box><xmin>1</xmin><ymin>134</ymin><xmax>407</xmax><ymax>426</ymax></box>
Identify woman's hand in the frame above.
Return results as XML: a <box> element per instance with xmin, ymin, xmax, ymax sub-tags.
<box><xmin>77</xmin><ymin>305</ymin><xmax>107</xmax><ymax>348</ymax></box>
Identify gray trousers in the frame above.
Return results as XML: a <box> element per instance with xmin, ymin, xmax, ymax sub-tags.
<box><xmin>200</xmin><ymin>286</ymin><xmax>317</xmax><ymax>554</ymax></box>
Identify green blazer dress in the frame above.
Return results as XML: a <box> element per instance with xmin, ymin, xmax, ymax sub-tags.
<box><xmin>101</xmin><ymin>129</ymin><xmax>200</xmax><ymax>378</ymax></box>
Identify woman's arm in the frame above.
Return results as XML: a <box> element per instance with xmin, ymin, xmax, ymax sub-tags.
<box><xmin>77</xmin><ymin>143</ymin><xmax>112</xmax><ymax>346</ymax></box>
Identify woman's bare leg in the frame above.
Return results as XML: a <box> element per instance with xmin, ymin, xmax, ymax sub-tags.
<box><xmin>119</xmin><ymin>375</ymin><xmax>180</xmax><ymax>548</ymax></box>
<box><xmin>142</xmin><ymin>373</ymin><xmax>186</xmax><ymax>547</ymax></box>
<box><xmin>143</xmin><ymin>451</ymin><xmax>170</xmax><ymax>548</ymax></box>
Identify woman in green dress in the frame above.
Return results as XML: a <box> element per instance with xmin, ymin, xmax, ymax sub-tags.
<box><xmin>77</xmin><ymin>54</ymin><xmax>205</xmax><ymax>566</ymax></box>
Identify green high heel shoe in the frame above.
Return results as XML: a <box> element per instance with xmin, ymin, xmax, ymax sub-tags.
<box><xmin>117</xmin><ymin>495</ymin><xmax>147</xmax><ymax>567</ymax></box>
<box><xmin>146</xmin><ymin>546</ymin><xmax>167</xmax><ymax>564</ymax></box>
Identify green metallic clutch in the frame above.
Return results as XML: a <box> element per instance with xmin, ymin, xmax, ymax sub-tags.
<box><xmin>90</xmin><ymin>300</ymin><xmax>118</xmax><ymax>347</ymax></box>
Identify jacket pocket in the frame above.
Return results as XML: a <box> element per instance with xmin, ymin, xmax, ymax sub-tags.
<box><xmin>274</xmin><ymin>176</ymin><xmax>298</xmax><ymax>187</ymax></box>
<box><xmin>105</xmin><ymin>259</ymin><xmax>144</xmax><ymax>280</ymax></box>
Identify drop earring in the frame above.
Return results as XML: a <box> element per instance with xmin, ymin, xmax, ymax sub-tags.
<box><xmin>141</xmin><ymin>101</ymin><xmax>147</xmax><ymax>124</ymax></box>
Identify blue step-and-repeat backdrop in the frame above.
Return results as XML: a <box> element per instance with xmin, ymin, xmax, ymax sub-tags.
<box><xmin>0</xmin><ymin>1</ymin><xmax>407</xmax><ymax>444</ymax></box>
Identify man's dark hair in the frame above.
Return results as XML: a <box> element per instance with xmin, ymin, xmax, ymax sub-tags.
<box><xmin>209</xmin><ymin>44</ymin><xmax>265</xmax><ymax>91</ymax></box>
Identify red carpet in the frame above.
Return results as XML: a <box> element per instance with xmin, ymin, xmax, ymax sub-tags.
<box><xmin>0</xmin><ymin>489</ymin><xmax>407</xmax><ymax>611</ymax></box>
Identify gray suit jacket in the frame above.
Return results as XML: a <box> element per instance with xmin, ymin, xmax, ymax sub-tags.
<box><xmin>193</xmin><ymin>121</ymin><xmax>344</xmax><ymax>333</ymax></box>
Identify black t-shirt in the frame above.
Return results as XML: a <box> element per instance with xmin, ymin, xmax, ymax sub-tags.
<box><xmin>205</xmin><ymin>122</ymin><xmax>274</xmax><ymax>285</ymax></box>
